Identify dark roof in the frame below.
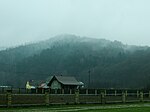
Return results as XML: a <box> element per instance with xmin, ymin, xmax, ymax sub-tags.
<box><xmin>48</xmin><ymin>76</ymin><xmax>83</xmax><ymax>86</ymax></box>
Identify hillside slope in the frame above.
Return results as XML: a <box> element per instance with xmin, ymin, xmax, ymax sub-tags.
<box><xmin>0</xmin><ymin>34</ymin><xmax>149</xmax><ymax>88</ymax></box>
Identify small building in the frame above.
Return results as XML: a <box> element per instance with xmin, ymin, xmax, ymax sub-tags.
<box><xmin>26</xmin><ymin>81</ymin><xmax>36</xmax><ymax>89</ymax></box>
<box><xmin>38</xmin><ymin>82</ymin><xmax>49</xmax><ymax>89</ymax></box>
<box><xmin>47</xmin><ymin>75</ymin><xmax>84</xmax><ymax>89</ymax></box>
<box><xmin>26</xmin><ymin>80</ymin><xmax>49</xmax><ymax>89</ymax></box>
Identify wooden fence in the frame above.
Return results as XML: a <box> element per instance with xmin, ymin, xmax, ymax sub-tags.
<box><xmin>0</xmin><ymin>88</ymin><xmax>150</xmax><ymax>107</ymax></box>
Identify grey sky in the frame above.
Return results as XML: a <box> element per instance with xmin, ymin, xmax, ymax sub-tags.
<box><xmin>0</xmin><ymin>0</ymin><xmax>150</xmax><ymax>47</ymax></box>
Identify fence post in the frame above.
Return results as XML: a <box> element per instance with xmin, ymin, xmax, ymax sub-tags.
<box><xmin>137</xmin><ymin>90</ymin><xmax>139</xmax><ymax>98</ymax></box>
<box><xmin>49</xmin><ymin>88</ymin><xmax>51</xmax><ymax>94</ymax></box>
<box><xmin>7</xmin><ymin>90</ymin><xmax>12</xmax><ymax>107</ymax></box>
<box><xmin>122</xmin><ymin>92</ymin><xmax>126</xmax><ymax>103</ymax></box>
<box><xmin>54</xmin><ymin>89</ymin><xmax>57</xmax><ymax>94</ymax></box>
<box><xmin>75</xmin><ymin>89</ymin><xmax>79</xmax><ymax>104</ymax></box>
<box><xmin>101</xmin><ymin>91</ymin><xmax>106</xmax><ymax>104</ymax></box>
<box><xmin>42</xmin><ymin>88</ymin><xmax>44</xmax><ymax>94</ymax></box>
<box><xmin>149</xmin><ymin>91</ymin><xmax>150</xmax><ymax>98</ymax></box>
<box><xmin>45</xmin><ymin>90</ymin><xmax>49</xmax><ymax>106</ymax></box>
<box><xmin>115</xmin><ymin>90</ymin><xmax>117</xmax><ymax>96</ymax></box>
<box><xmin>125</xmin><ymin>90</ymin><xmax>128</xmax><ymax>96</ymax></box>
<box><xmin>18</xmin><ymin>88</ymin><xmax>21</xmax><ymax>94</ymax></box>
<box><xmin>62</xmin><ymin>89</ymin><xmax>64</xmax><ymax>94</ymax></box>
<box><xmin>26</xmin><ymin>88</ymin><xmax>29</xmax><ymax>94</ymax></box>
<box><xmin>95</xmin><ymin>89</ymin><xmax>97</xmax><ymax>95</ymax></box>
<box><xmin>104</xmin><ymin>90</ymin><xmax>106</xmax><ymax>96</ymax></box>
<box><xmin>86</xmin><ymin>89</ymin><xmax>88</xmax><ymax>94</ymax></box>
<box><xmin>36</xmin><ymin>88</ymin><xmax>38</xmax><ymax>94</ymax></box>
<box><xmin>140</xmin><ymin>91</ymin><xmax>143</xmax><ymax>102</ymax></box>
<box><xmin>70</xmin><ymin>89</ymin><xmax>72</xmax><ymax>94</ymax></box>
<box><xmin>2</xmin><ymin>88</ymin><xmax>4</xmax><ymax>93</ymax></box>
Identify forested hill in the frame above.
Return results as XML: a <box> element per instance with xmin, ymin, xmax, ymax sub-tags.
<box><xmin>0</xmin><ymin>34</ymin><xmax>150</xmax><ymax>88</ymax></box>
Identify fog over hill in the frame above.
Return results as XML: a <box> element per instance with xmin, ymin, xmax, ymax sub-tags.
<box><xmin>0</xmin><ymin>34</ymin><xmax>150</xmax><ymax>88</ymax></box>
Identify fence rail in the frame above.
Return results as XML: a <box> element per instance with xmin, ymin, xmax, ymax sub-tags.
<box><xmin>0</xmin><ymin>88</ymin><xmax>150</xmax><ymax>107</ymax></box>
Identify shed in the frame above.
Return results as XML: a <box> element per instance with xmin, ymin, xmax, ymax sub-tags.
<box><xmin>47</xmin><ymin>75</ymin><xmax>83</xmax><ymax>89</ymax></box>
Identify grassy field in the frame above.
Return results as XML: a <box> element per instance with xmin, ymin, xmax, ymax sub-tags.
<box><xmin>80</xmin><ymin>107</ymin><xmax>150</xmax><ymax>112</ymax></box>
<box><xmin>0</xmin><ymin>103</ymin><xmax>150</xmax><ymax>112</ymax></box>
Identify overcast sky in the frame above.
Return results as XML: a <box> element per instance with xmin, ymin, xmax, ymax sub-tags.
<box><xmin>0</xmin><ymin>0</ymin><xmax>150</xmax><ymax>47</ymax></box>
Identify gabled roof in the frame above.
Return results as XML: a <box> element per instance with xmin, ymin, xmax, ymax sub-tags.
<box><xmin>48</xmin><ymin>75</ymin><xmax>83</xmax><ymax>86</ymax></box>
<box><xmin>55</xmin><ymin>76</ymin><xmax>81</xmax><ymax>85</ymax></box>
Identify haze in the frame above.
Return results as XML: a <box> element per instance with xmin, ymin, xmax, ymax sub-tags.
<box><xmin>0</xmin><ymin>0</ymin><xmax>150</xmax><ymax>47</ymax></box>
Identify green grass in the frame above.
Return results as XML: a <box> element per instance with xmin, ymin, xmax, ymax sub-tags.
<box><xmin>0</xmin><ymin>103</ymin><xmax>150</xmax><ymax>112</ymax></box>
<box><xmin>80</xmin><ymin>107</ymin><xmax>150</xmax><ymax>112</ymax></box>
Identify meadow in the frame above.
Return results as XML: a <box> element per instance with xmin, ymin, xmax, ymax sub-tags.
<box><xmin>0</xmin><ymin>103</ymin><xmax>150</xmax><ymax>112</ymax></box>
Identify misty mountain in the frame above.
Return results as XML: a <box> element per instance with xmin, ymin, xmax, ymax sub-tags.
<box><xmin>0</xmin><ymin>47</ymin><xmax>7</xmax><ymax>51</ymax></box>
<box><xmin>0</xmin><ymin>34</ymin><xmax>150</xmax><ymax>88</ymax></box>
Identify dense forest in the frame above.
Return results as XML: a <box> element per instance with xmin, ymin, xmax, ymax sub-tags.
<box><xmin>0</xmin><ymin>34</ymin><xmax>150</xmax><ymax>89</ymax></box>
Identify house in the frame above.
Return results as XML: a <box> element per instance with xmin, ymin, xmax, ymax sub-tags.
<box><xmin>38</xmin><ymin>82</ymin><xmax>49</xmax><ymax>89</ymax></box>
<box><xmin>47</xmin><ymin>75</ymin><xmax>84</xmax><ymax>89</ymax></box>
<box><xmin>26</xmin><ymin>81</ymin><xmax>36</xmax><ymax>89</ymax></box>
<box><xmin>26</xmin><ymin>80</ymin><xmax>45</xmax><ymax>89</ymax></box>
